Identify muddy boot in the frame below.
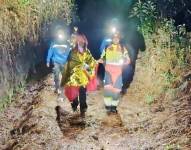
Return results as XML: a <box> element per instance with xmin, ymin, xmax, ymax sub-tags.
<box><xmin>104</xmin><ymin>97</ymin><xmax>112</xmax><ymax>113</ymax></box>
<box><xmin>79</xmin><ymin>87</ymin><xmax>87</xmax><ymax>118</ymax></box>
<box><xmin>120</xmin><ymin>88</ymin><xmax>127</xmax><ymax>96</ymax></box>
<box><xmin>80</xmin><ymin>104</ymin><xmax>87</xmax><ymax>118</ymax></box>
<box><xmin>80</xmin><ymin>111</ymin><xmax>86</xmax><ymax>118</ymax></box>
<box><xmin>55</xmin><ymin>106</ymin><xmax>61</xmax><ymax>121</ymax></box>
<box><xmin>105</xmin><ymin>106</ymin><xmax>112</xmax><ymax>112</ymax></box>
<box><xmin>111</xmin><ymin>98</ymin><xmax>119</xmax><ymax>114</ymax></box>
<box><xmin>120</xmin><ymin>83</ymin><xmax>130</xmax><ymax>96</ymax></box>
<box><xmin>80</xmin><ymin>106</ymin><xmax>87</xmax><ymax>118</ymax></box>
<box><xmin>110</xmin><ymin>106</ymin><xmax>118</xmax><ymax>114</ymax></box>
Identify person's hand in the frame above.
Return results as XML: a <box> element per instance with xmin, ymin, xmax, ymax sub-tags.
<box><xmin>98</xmin><ymin>59</ymin><xmax>104</xmax><ymax>64</ymax></box>
<box><xmin>123</xmin><ymin>59</ymin><xmax>131</xmax><ymax>65</ymax></box>
<box><xmin>84</xmin><ymin>63</ymin><xmax>89</xmax><ymax>69</ymax></box>
<box><xmin>46</xmin><ymin>63</ymin><xmax>50</xmax><ymax>68</ymax></box>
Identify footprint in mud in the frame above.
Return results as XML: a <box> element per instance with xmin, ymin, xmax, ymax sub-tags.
<box><xmin>101</xmin><ymin>113</ymin><xmax>123</xmax><ymax>127</ymax></box>
<box><xmin>55</xmin><ymin>106</ymin><xmax>86</xmax><ymax>138</ymax></box>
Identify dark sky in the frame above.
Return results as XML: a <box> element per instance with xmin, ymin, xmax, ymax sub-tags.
<box><xmin>75</xmin><ymin>0</ymin><xmax>135</xmax><ymax>56</ymax></box>
<box><xmin>74</xmin><ymin>0</ymin><xmax>191</xmax><ymax>58</ymax></box>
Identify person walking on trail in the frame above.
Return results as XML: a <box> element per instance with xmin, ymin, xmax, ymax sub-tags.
<box><xmin>98</xmin><ymin>24</ymin><xmax>128</xmax><ymax>93</ymax></box>
<box><xmin>61</xmin><ymin>33</ymin><xmax>97</xmax><ymax>118</ymax></box>
<box><xmin>99</xmin><ymin>31</ymin><xmax>131</xmax><ymax>113</ymax></box>
<box><xmin>46</xmin><ymin>28</ymin><xmax>70</xmax><ymax>94</ymax></box>
<box><xmin>98</xmin><ymin>26</ymin><xmax>145</xmax><ymax>96</ymax></box>
<box><xmin>121</xmin><ymin>22</ymin><xmax>146</xmax><ymax>95</ymax></box>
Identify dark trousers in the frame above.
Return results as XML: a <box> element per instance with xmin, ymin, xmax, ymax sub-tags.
<box><xmin>71</xmin><ymin>87</ymin><xmax>87</xmax><ymax>112</ymax></box>
<box><xmin>97</xmin><ymin>63</ymin><xmax>105</xmax><ymax>83</ymax></box>
<box><xmin>122</xmin><ymin>64</ymin><xmax>135</xmax><ymax>90</ymax></box>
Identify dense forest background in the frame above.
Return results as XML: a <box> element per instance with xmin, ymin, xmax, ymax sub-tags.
<box><xmin>0</xmin><ymin>0</ymin><xmax>191</xmax><ymax>149</ymax></box>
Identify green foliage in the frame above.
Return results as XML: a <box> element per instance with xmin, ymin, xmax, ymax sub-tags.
<box><xmin>161</xmin><ymin>71</ymin><xmax>176</xmax><ymax>85</ymax></box>
<box><xmin>131</xmin><ymin>0</ymin><xmax>191</xmax><ymax>104</ymax></box>
<box><xmin>14</xmin><ymin>81</ymin><xmax>26</xmax><ymax>94</ymax></box>
<box><xmin>145</xmin><ymin>94</ymin><xmax>155</xmax><ymax>105</ymax></box>
<box><xmin>0</xmin><ymin>88</ymin><xmax>14</xmax><ymax>112</ymax></box>
<box><xmin>19</xmin><ymin>0</ymin><xmax>31</xmax><ymax>6</ymax></box>
<box><xmin>130</xmin><ymin>0</ymin><xmax>158</xmax><ymax>35</ymax></box>
<box><xmin>164</xmin><ymin>144</ymin><xmax>180</xmax><ymax>150</ymax></box>
<box><xmin>0</xmin><ymin>81</ymin><xmax>26</xmax><ymax>112</ymax></box>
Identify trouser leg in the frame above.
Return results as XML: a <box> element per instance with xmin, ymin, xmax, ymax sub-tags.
<box><xmin>111</xmin><ymin>98</ymin><xmax>120</xmax><ymax>107</ymax></box>
<box><xmin>104</xmin><ymin>96</ymin><xmax>112</xmax><ymax>107</ymax></box>
<box><xmin>122</xmin><ymin>64</ymin><xmax>135</xmax><ymax>93</ymax></box>
<box><xmin>104</xmin><ymin>89</ymin><xmax>120</xmax><ymax>112</ymax></box>
<box><xmin>71</xmin><ymin>97</ymin><xmax>79</xmax><ymax>112</ymax></box>
<box><xmin>53</xmin><ymin>63</ymin><xmax>64</xmax><ymax>92</ymax></box>
<box><xmin>97</xmin><ymin>63</ymin><xmax>105</xmax><ymax>85</ymax></box>
<box><xmin>53</xmin><ymin>63</ymin><xmax>60</xmax><ymax>91</ymax></box>
<box><xmin>79</xmin><ymin>87</ymin><xmax>87</xmax><ymax>113</ymax></box>
<box><xmin>103</xmin><ymin>96</ymin><xmax>112</xmax><ymax>112</ymax></box>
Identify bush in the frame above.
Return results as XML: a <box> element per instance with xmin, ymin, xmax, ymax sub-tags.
<box><xmin>130</xmin><ymin>0</ymin><xmax>191</xmax><ymax>104</ymax></box>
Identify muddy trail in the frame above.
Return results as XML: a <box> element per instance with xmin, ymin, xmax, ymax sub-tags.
<box><xmin>0</xmin><ymin>61</ymin><xmax>191</xmax><ymax>150</ymax></box>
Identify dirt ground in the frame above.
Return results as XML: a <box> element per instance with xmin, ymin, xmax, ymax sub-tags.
<box><xmin>0</xmin><ymin>62</ymin><xmax>191</xmax><ymax>150</ymax></box>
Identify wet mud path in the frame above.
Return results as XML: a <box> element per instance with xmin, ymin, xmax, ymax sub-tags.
<box><xmin>0</xmin><ymin>62</ymin><xmax>191</xmax><ymax>150</ymax></box>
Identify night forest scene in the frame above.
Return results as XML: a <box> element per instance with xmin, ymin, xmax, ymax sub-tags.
<box><xmin>0</xmin><ymin>0</ymin><xmax>191</xmax><ymax>149</ymax></box>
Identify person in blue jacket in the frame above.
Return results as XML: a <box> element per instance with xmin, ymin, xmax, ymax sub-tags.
<box><xmin>46</xmin><ymin>29</ymin><xmax>70</xmax><ymax>94</ymax></box>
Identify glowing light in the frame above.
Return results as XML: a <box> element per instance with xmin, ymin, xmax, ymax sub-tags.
<box><xmin>112</xmin><ymin>27</ymin><xmax>116</xmax><ymax>33</ymax></box>
<box><xmin>119</xmin><ymin>59</ymin><xmax>124</xmax><ymax>64</ymax></box>
<box><xmin>74</xmin><ymin>26</ymin><xmax>78</xmax><ymax>32</ymax></box>
<box><xmin>56</xmin><ymin>29</ymin><xmax>65</xmax><ymax>40</ymax></box>
<box><xmin>58</xmin><ymin>34</ymin><xmax>64</xmax><ymax>39</ymax></box>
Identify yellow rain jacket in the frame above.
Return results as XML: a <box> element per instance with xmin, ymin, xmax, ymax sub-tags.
<box><xmin>61</xmin><ymin>48</ymin><xmax>96</xmax><ymax>87</ymax></box>
<box><xmin>101</xmin><ymin>44</ymin><xmax>129</xmax><ymax>64</ymax></box>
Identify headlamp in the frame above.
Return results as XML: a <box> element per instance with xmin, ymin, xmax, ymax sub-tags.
<box><xmin>56</xmin><ymin>30</ymin><xmax>65</xmax><ymax>41</ymax></box>
<box><xmin>111</xmin><ymin>27</ymin><xmax>117</xmax><ymax>34</ymax></box>
<box><xmin>58</xmin><ymin>33</ymin><xmax>64</xmax><ymax>39</ymax></box>
<box><xmin>106</xmin><ymin>18</ymin><xmax>121</xmax><ymax>35</ymax></box>
<box><xmin>74</xmin><ymin>26</ymin><xmax>78</xmax><ymax>33</ymax></box>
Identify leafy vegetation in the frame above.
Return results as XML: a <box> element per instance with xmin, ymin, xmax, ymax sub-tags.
<box><xmin>0</xmin><ymin>0</ymin><xmax>75</xmax><ymax>108</ymax></box>
<box><xmin>164</xmin><ymin>144</ymin><xmax>181</xmax><ymax>150</ymax></box>
<box><xmin>0</xmin><ymin>81</ymin><xmax>25</xmax><ymax>112</ymax></box>
<box><xmin>130</xmin><ymin>0</ymin><xmax>158</xmax><ymax>35</ymax></box>
<box><xmin>131</xmin><ymin>0</ymin><xmax>191</xmax><ymax>104</ymax></box>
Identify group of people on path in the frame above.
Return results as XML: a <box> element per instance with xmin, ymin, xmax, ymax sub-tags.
<box><xmin>46</xmin><ymin>23</ymin><xmax>145</xmax><ymax>118</ymax></box>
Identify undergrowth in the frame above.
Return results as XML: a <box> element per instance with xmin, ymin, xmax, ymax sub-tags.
<box><xmin>0</xmin><ymin>81</ymin><xmax>26</xmax><ymax>112</ymax></box>
<box><xmin>131</xmin><ymin>0</ymin><xmax>191</xmax><ymax>104</ymax></box>
<box><xmin>0</xmin><ymin>0</ymin><xmax>75</xmax><ymax>110</ymax></box>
